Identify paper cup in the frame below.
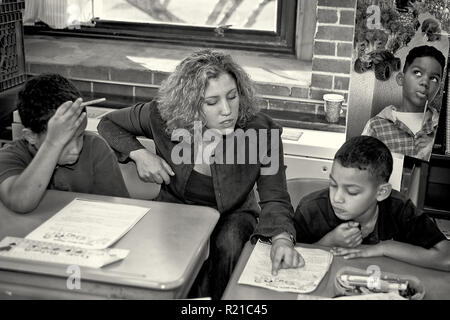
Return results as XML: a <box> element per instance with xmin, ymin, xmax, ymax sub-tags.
<box><xmin>323</xmin><ymin>94</ymin><xmax>344</xmax><ymax>123</ymax></box>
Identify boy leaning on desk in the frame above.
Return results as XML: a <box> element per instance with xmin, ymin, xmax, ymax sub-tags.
<box><xmin>0</xmin><ymin>73</ymin><xmax>129</xmax><ymax>213</ymax></box>
<box><xmin>293</xmin><ymin>135</ymin><xmax>450</xmax><ymax>271</ymax></box>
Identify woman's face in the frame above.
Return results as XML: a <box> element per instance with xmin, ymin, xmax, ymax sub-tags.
<box><xmin>201</xmin><ymin>72</ymin><xmax>240</xmax><ymax>135</ymax></box>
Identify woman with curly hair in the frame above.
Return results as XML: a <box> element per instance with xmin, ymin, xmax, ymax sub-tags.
<box><xmin>98</xmin><ymin>49</ymin><xmax>303</xmax><ymax>299</ymax></box>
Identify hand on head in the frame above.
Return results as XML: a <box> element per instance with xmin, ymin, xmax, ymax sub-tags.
<box><xmin>46</xmin><ymin>98</ymin><xmax>86</xmax><ymax>148</ymax></box>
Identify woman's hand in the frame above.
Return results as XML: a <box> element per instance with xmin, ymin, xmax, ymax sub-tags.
<box><xmin>129</xmin><ymin>148</ymin><xmax>175</xmax><ymax>184</ymax></box>
<box><xmin>270</xmin><ymin>237</ymin><xmax>305</xmax><ymax>276</ymax></box>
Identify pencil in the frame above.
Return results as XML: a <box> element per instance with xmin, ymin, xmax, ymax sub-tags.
<box><xmin>422</xmin><ymin>100</ymin><xmax>428</xmax><ymax>122</ymax></box>
<box><xmin>80</xmin><ymin>98</ymin><xmax>106</xmax><ymax>107</ymax></box>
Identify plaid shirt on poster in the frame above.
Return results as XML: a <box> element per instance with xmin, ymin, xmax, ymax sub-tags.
<box><xmin>362</xmin><ymin>105</ymin><xmax>439</xmax><ymax>159</ymax></box>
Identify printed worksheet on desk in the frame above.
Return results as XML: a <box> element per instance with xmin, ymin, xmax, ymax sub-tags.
<box><xmin>238</xmin><ymin>241</ymin><xmax>333</xmax><ymax>294</ymax></box>
<box><xmin>25</xmin><ymin>198</ymin><xmax>150</xmax><ymax>250</ymax></box>
<box><xmin>0</xmin><ymin>236</ymin><xmax>129</xmax><ymax>268</ymax></box>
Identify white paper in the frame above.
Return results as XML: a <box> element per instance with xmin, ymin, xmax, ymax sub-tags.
<box><xmin>0</xmin><ymin>236</ymin><xmax>129</xmax><ymax>268</ymax></box>
<box><xmin>281</xmin><ymin>128</ymin><xmax>303</xmax><ymax>141</ymax></box>
<box><xmin>238</xmin><ymin>241</ymin><xmax>333</xmax><ymax>293</ymax></box>
<box><xmin>389</xmin><ymin>152</ymin><xmax>404</xmax><ymax>191</ymax></box>
<box><xmin>26</xmin><ymin>198</ymin><xmax>150</xmax><ymax>249</ymax></box>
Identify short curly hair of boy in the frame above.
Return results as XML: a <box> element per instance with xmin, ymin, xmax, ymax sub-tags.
<box><xmin>17</xmin><ymin>73</ymin><xmax>82</xmax><ymax>134</ymax></box>
<box><xmin>334</xmin><ymin>135</ymin><xmax>393</xmax><ymax>183</ymax></box>
<box><xmin>403</xmin><ymin>45</ymin><xmax>446</xmax><ymax>74</ymax></box>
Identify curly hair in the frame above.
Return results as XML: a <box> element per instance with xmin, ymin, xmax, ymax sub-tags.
<box><xmin>156</xmin><ymin>49</ymin><xmax>260</xmax><ymax>135</ymax></box>
<box><xmin>335</xmin><ymin>136</ymin><xmax>393</xmax><ymax>184</ymax></box>
<box><xmin>17</xmin><ymin>73</ymin><xmax>82</xmax><ymax>134</ymax></box>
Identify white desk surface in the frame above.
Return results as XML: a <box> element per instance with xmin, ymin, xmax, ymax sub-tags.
<box><xmin>0</xmin><ymin>190</ymin><xmax>219</xmax><ymax>299</ymax></box>
<box><xmin>223</xmin><ymin>242</ymin><xmax>450</xmax><ymax>300</ymax></box>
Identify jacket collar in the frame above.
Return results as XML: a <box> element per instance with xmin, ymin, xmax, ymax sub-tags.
<box><xmin>376</xmin><ymin>105</ymin><xmax>439</xmax><ymax>136</ymax></box>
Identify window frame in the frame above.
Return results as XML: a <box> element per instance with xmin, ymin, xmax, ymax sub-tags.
<box><xmin>24</xmin><ymin>0</ymin><xmax>298</xmax><ymax>55</ymax></box>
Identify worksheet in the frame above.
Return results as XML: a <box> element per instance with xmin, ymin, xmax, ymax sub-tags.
<box><xmin>0</xmin><ymin>236</ymin><xmax>130</xmax><ymax>268</ymax></box>
<box><xmin>26</xmin><ymin>198</ymin><xmax>150</xmax><ymax>250</ymax></box>
<box><xmin>238</xmin><ymin>241</ymin><xmax>333</xmax><ymax>293</ymax></box>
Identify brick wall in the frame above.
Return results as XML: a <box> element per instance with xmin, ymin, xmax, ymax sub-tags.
<box><xmin>252</xmin><ymin>0</ymin><xmax>357</xmax><ymax>125</ymax></box>
<box><xmin>311</xmin><ymin>0</ymin><xmax>356</xmax><ymax>103</ymax></box>
<box><xmin>27</xmin><ymin>62</ymin><xmax>348</xmax><ymax>131</ymax></box>
<box><xmin>27</xmin><ymin>62</ymin><xmax>315</xmax><ymax>112</ymax></box>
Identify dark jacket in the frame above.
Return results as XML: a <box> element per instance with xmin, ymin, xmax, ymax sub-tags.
<box><xmin>97</xmin><ymin>101</ymin><xmax>296</xmax><ymax>241</ymax></box>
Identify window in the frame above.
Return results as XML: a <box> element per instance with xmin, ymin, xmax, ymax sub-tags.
<box><xmin>95</xmin><ymin>0</ymin><xmax>277</xmax><ymax>31</ymax></box>
<box><xmin>25</xmin><ymin>0</ymin><xmax>298</xmax><ymax>55</ymax></box>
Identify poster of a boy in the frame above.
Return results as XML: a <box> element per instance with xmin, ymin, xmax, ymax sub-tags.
<box><xmin>362</xmin><ymin>45</ymin><xmax>446</xmax><ymax>161</ymax></box>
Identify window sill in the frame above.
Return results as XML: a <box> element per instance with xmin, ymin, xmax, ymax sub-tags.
<box><xmin>25</xmin><ymin>35</ymin><xmax>311</xmax><ymax>84</ymax></box>
<box><xmin>24</xmin><ymin>35</ymin><xmax>345</xmax><ymax>132</ymax></box>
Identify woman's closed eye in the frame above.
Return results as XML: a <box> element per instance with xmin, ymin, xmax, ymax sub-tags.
<box><xmin>227</xmin><ymin>90</ymin><xmax>237</xmax><ymax>100</ymax></box>
<box><xmin>204</xmin><ymin>93</ymin><xmax>237</xmax><ymax>106</ymax></box>
<box><xmin>204</xmin><ymin>98</ymin><xmax>219</xmax><ymax>106</ymax></box>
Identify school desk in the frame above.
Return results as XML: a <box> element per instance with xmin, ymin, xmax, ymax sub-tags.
<box><xmin>0</xmin><ymin>190</ymin><xmax>219</xmax><ymax>299</ymax></box>
<box><xmin>222</xmin><ymin>241</ymin><xmax>450</xmax><ymax>300</ymax></box>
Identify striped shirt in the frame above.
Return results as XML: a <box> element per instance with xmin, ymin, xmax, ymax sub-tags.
<box><xmin>362</xmin><ymin>105</ymin><xmax>438</xmax><ymax>160</ymax></box>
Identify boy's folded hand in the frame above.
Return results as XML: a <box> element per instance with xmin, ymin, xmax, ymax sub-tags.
<box><xmin>331</xmin><ymin>243</ymin><xmax>384</xmax><ymax>259</ymax></box>
<box><xmin>46</xmin><ymin>98</ymin><xmax>86</xmax><ymax>148</ymax></box>
<box><xmin>327</xmin><ymin>221</ymin><xmax>362</xmax><ymax>248</ymax></box>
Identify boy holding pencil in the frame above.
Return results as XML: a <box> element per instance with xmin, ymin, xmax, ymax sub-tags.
<box><xmin>294</xmin><ymin>136</ymin><xmax>450</xmax><ymax>271</ymax></box>
<box><xmin>0</xmin><ymin>73</ymin><xmax>129</xmax><ymax>213</ymax></box>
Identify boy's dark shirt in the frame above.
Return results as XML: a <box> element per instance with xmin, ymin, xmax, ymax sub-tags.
<box><xmin>294</xmin><ymin>188</ymin><xmax>446</xmax><ymax>249</ymax></box>
<box><xmin>0</xmin><ymin>132</ymin><xmax>129</xmax><ymax>198</ymax></box>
